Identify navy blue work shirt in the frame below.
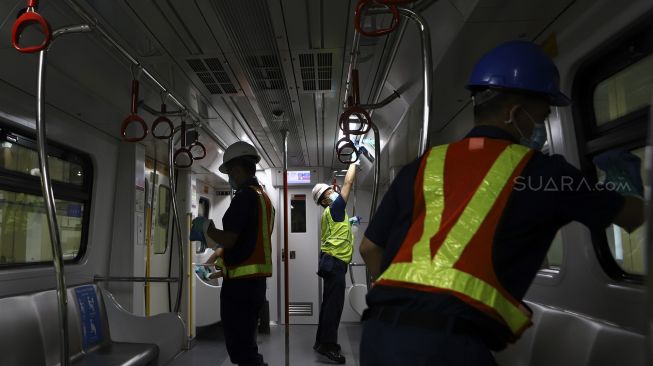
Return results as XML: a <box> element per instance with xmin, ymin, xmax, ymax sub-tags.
<box><xmin>329</xmin><ymin>194</ymin><xmax>347</xmax><ymax>222</ymax></box>
<box><xmin>222</xmin><ymin>177</ymin><xmax>262</xmax><ymax>266</ymax></box>
<box><xmin>364</xmin><ymin>125</ymin><xmax>625</xmax><ymax>335</ymax></box>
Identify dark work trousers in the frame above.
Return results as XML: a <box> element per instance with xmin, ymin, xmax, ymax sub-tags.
<box><xmin>360</xmin><ymin>316</ymin><xmax>498</xmax><ymax>366</ymax></box>
<box><xmin>220</xmin><ymin>277</ymin><xmax>267</xmax><ymax>366</ymax></box>
<box><xmin>315</xmin><ymin>253</ymin><xmax>348</xmax><ymax>348</ymax></box>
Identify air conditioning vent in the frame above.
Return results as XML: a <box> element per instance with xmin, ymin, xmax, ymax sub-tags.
<box><xmin>296</xmin><ymin>52</ymin><xmax>334</xmax><ymax>93</ymax></box>
<box><xmin>248</xmin><ymin>55</ymin><xmax>285</xmax><ymax>90</ymax></box>
<box><xmin>289</xmin><ymin>302</ymin><xmax>313</xmax><ymax>316</ymax></box>
<box><xmin>185</xmin><ymin>58</ymin><xmax>238</xmax><ymax>95</ymax></box>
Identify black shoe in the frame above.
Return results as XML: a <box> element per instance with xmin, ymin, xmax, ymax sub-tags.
<box><xmin>314</xmin><ymin>343</ymin><xmax>341</xmax><ymax>351</ymax></box>
<box><xmin>316</xmin><ymin>345</ymin><xmax>346</xmax><ymax>364</ymax></box>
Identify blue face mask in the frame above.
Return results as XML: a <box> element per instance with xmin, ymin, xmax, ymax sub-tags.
<box><xmin>328</xmin><ymin>192</ymin><xmax>339</xmax><ymax>203</ymax></box>
<box><xmin>507</xmin><ymin>108</ymin><xmax>548</xmax><ymax>151</ymax></box>
<box><xmin>520</xmin><ymin>123</ymin><xmax>547</xmax><ymax>151</ymax></box>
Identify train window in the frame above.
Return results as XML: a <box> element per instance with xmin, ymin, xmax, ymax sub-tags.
<box><xmin>573</xmin><ymin>18</ymin><xmax>653</xmax><ymax>280</ymax></box>
<box><xmin>593</xmin><ymin>53</ymin><xmax>653</xmax><ymax>126</ymax></box>
<box><xmin>154</xmin><ymin>185</ymin><xmax>171</xmax><ymax>254</ymax></box>
<box><xmin>596</xmin><ymin>147</ymin><xmax>646</xmax><ymax>275</ymax></box>
<box><xmin>195</xmin><ymin>198</ymin><xmax>211</xmax><ymax>253</ymax></box>
<box><xmin>291</xmin><ymin>195</ymin><xmax>306</xmax><ymax>233</ymax></box>
<box><xmin>0</xmin><ymin>191</ymin><xmax>84</xmax><ymax>264</ymax></box>
<box><xmin>0</xmin><ymin>124</ymin><xmax>92</xmax><ymax>267</ymax></box>
<box><xmin>1</xmin><ymin>138</ymin><xmax>85</xmax><ymax>185</ymax></box>
<box><xmin>198</xmin><ymin>197</ymin><xmax>210</xmax><ymax>218</ymax></box>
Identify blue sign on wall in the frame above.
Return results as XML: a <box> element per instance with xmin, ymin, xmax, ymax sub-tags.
<box><xmin>67</xmin><ymin>204</ymin><xmax>82</xmax><ymax>218</ymax></box>
<box><xmin>74</xmin><ymin>285</ymin><xmax>102</xmax><ymax>349</ymax></box>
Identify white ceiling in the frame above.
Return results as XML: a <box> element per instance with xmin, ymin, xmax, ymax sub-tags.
<box><xmin>0</xmin><ymin>0</ymin><xmax>578</xmax><ymax>188</ymax></box>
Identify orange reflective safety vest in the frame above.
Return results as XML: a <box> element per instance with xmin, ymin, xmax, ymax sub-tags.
<box><xmin>225</xmin><ymin>185</ymin><xmax>274</xmax><ymax>279</ymax></box>
<box><xmin>376</xmin><ymin>138</ymin><xmax>535</xmax><ymax>337</ymax></box>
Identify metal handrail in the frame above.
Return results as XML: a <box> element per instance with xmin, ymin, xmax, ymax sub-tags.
<box><xmin>62</xmin><ymin>0</ymin><xmax>227</xmax><ymax>151</ymax></box>
<box><xmin>36</xmin><ymin>24</ymin><xmax>92</xmax><ymax>366</ymax></box>
<box><xmin>168</xmin><ymin>124</ymin><xmax>192</xmax><ymax>313</ymax></box>
<box><xmin>348</xmin><ymin>262</ymin><xmax>367</xmax><ymax>285</ymax></box>
<box><xmin>397</xmin><ymin>7</ymin><xmax>433</xmax><ymax>156</ymax></box>
<box><xmin>94</xmin><ymin>276</ymin><xmax>179</xmax><ymax>283</ymax></box>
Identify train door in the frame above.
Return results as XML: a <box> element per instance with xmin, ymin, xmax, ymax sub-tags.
<box><xmin>283</xmin><ymin>187</ymin><xmax>321</xmax><ymax>324</ymax></box>
<box><xmin>145</xmin><ymin>161</ymin><xmax>175</xmax><ymax>316</ymax></box>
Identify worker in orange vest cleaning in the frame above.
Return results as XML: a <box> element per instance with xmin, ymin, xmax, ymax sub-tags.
<box><xmin>358</xmin><ymin>40</ymin><xmax>644</xmax><ymax>365</ymax></box>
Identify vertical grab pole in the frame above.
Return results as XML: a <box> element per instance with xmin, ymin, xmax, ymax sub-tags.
<box><xmin>37</xmin><ymin>42</ymin><xmax>70</xmax><ymax>366</ymax></box>
<box><xmin>281</xmin><ymin>129</ymin><xmax>290</xmax><ymax>366</ymax></box>
<box><xmin>35</xmin><ymin>25</ymin><xmax>91</xmax><ymax>366</ymax></box>
<box><xmin>646</xmin><ymin>100</ymin><xmax>653</xmax><ymax>365</ymax></box>
<box><xmin>366</xmin><ymin>123</ymin><xmax>382</xmax><ymax>289</ymax></box>
<box><xmin>397</xmin><ymin>7</ymin><xmax>432</xmax><ymax>156</ymax></box>
<box><xmin>168</xmin><ymin>126</ymin><xmax>185</xmax><ymax>313</ymax></box>
<box><xmin>370</xmin><ymin>124</ymin><xmax>381</xmax><ymax>220</ymax></box>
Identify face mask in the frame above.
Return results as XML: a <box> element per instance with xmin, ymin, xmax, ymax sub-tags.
<box><xmin>506</xmin><ymin>107</ymin><xmax>548</xmax><ymax>151</ymax></box>
<box><xmin>328</xmin><ymin>192</ymin><xmax>339</xmax><ymax>203</ymax></box>
<box><xmin>520</xmin><ymin>123</ymin><xmax>547</xmax><ymax>151</ymax></box>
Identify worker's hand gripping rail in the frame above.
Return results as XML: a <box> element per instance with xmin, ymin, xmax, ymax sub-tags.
<box><xmin>337</xmin><ymin>69</ymin><xmax>373</xmax><ymax>164</ymax></box>
<box><xmin>11</xmin><ymin>0</ymin><xmax>51</xmax><ymax>53</ymax></box>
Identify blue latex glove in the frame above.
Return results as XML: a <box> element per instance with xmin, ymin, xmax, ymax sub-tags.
<box><xmin>194</xmin><ymin>265</ymin><xmax>210</xmax><ymax>280</ymax></box>
<box><xmin>190</xmin><ymin>217</ymin><xmax>213</xmax><ymax>247</ymax></box>
<box><xmin>593</xmin><ymin>149</ymin><xmax>643</xmax><ymax>196</ymax></box>
<box><xmin>348</xmin><ymin>215</ymin><xmax>362</xmax><ymax>226</ymax></box>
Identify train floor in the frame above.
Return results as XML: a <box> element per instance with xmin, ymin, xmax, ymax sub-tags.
<box><xmin>170</xmin><ymin>322</ymin><xmax>363</xmax><ymax>366</ymax></box>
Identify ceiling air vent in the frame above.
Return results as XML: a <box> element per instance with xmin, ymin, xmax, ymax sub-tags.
<box><xmin>185</xmin><ymin>57</ymin><xmax>238</xmax><ymax>95</ymax></box>
<box><xmin>247</xmin><ymin>55</ymin><xmax>284</xmax><ymax>90</ymax></box>
<box><xmin>296</xmin><ymin>52</ymin><xmax>334</xmax><ymax>93</ymax></box>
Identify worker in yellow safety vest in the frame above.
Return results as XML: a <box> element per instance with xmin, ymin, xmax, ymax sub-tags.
<box><xmin>311</xmin><ymin>160</ymin><xmax>360</xmax><ymax>364</ymax></box>
<box><xmin>358</xmin><ymin>40</ymin><xmax>644</xmax><ymax>366</ymax></box>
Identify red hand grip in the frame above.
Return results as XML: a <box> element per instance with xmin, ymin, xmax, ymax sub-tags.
<box><xmin>130</xmin><ymin>80</ymin><xmax>139</xmax><ymax>114</ymax></box>
<box><xmin>151</xmin><ymin>104</ymin><xmax>174</xmax><ymax>139</ymax></box>
<box><xmin>121</xmin><ymin>79</ymin><xmax>147</xmax><ymax>141</ymax></box>
<box><xmin>339</xmin><ymin>105</ymin><xmax>372</xmax><ymax>135</ymax></box>
<box><xmin>377</xmin><ymin>0</ymin><xmax>415</xmax><ymax>4</ymax></box>
<box><xmin>354</xmin><ymin>0</ymin><xmax>400</xmax><ymax>37</ymax></box>
<box><xmin>121</xmin><ymin>115</ymin><xmax>148</xmax><ymax>142</ymax></box>
<box><xmin>11</xmin><ymin>1</ymin><xmax>52</xmax><ymax>53</ymax></box>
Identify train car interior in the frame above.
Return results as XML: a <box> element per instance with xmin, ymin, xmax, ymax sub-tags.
<box><xmin>0</xmin><ymin>0</ymin><xmax>652</xmax><ymax>365</ymax></box>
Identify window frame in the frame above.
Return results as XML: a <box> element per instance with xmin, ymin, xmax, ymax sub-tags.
<box><xmin>571</xmin><ymin>16</ymin><xmax>653</xmax><ymax>283</ymax></box>
<box><xmin>0</xmin><ymin>123</ymin><xmax>93</xmax><ymax>268</ymax></box>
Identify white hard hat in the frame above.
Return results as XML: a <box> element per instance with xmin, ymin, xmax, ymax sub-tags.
<box><xmin>219</xmin><ymin>141</ymin><xmax>260</xmax><ymax>173</ymax></box>
<box><xmin>312</xmin><ymin>183</ymin><xmax>330</xmax><ymax>205</ymax></box>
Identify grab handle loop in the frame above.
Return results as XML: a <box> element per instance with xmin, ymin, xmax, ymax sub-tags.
<box><xmin>354</xmin><ymin>0</ymin><xmax>400</xmax><ymax>37</ymax></box>
<box><xmin>336</xmin><ymin>137</ymin><xmax>359</xmax><ymax>164</ymax></box>
<box><xmin>174</xmin><ymin>120</ymin><xmax>193</xmax><ymax>168</ymax></box>
<box><xmin>121</xmin><ymin>79</ymin><xmax>148</xmax><ymax>142</ymax></box>
<box><xmin>11</xmin><ymin>0</ymin><xmax>52</xmax><ymax>53</ymax></box>
<box><xmin>339</xmin><ymin>106</ymin><xmax>372</xmax><ymax>135</ymax></box>
<box><xmin>377</xmin><ymin>0</ymin><xmax>416</xmax><ymax>4</ymax></box>
<box><xmin>189</xmin><ymin>141</ymin><xmax>207</xmax><ymax>160</ymax></box>
<box><xmin>151</xmin><ymin>103</ymin><xmax>174</xmax><ymax>139</ymax></box>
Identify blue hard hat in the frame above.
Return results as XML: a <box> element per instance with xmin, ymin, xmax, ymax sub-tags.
<box><xmin>467</xmin><ymin>40</ymin><xmax>571</xmax><ymax>106</ymax></box>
